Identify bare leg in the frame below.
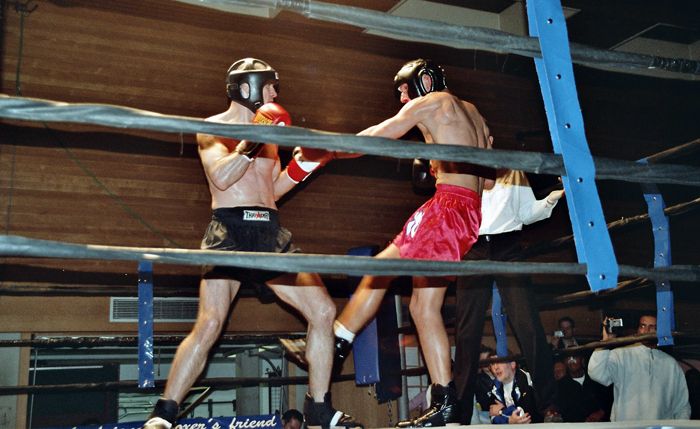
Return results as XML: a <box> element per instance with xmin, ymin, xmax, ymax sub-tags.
<box><xmin>163</xmin><ymin>278</ymin><xmax>240</xmax><ymax>403</ymax></box>
<box><xmin>336</xmin><ymin>244</ymin><xmax>400</xmax><ymax>333</ymax></box>
<box><xmin>269</xmin><ymin>272</ymin><xmax>335</xmax><ymax>401</ymax></box>
<box><xmin>409</xmin><ymin>278</ymin><xmax>451</xmax><ymax>385</ymax></box>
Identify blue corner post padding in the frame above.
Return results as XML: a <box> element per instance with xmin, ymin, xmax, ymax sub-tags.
<box><xmin>526</xmin><ymin>0</ymin><xmax>618</xmax><ymax>292</ymax></box>
<box><xmin>491</xmin><ymin>283</ymin><xmax>509</xmax><ymax>357</ymax></box>
<box><xmin>138</xmin><ymin>260</ymin><xmax>154</xmax><ymax>388</ymax></box>
<box><xmin>638</xmin><ymin>162</ymin><xmax>675</xmax><ymax>346</ymax></box>
<box><xmin>349</xmin><ymin>246</ymin><xmax>382</xmax><ymax>385</ymax></box>
<box><xmin>349</xmin><ymin>246</ymin><xmax>402</xmax><ymax>402</ymax></box>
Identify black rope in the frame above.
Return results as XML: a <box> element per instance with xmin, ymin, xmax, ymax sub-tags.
<box><xmin>1</xmin><ymin>234</ymin><xmax>698</xmax><ymax>282</ymax></box>
<box><xmin>236</xmin><ymin>0</ymin><xmax>700</xmax><ymax>78</ymax></box>
<box><xmin>517</xmin><ymin>196</ymin><xmax>700</xmax><ymax>261</ymax></box>
<box><xmin>0</xmin><ymin>368</ymin><xmax>432</xmax><ymax>396</ymax></box>
<box><xmin>0</xmin><ymin>333</ymin><xmax>304</xmax><ymax>348</ymax></box>
<box><xmin>2</xmin><ymin>96</ymin><xmax>699</xmax><ymax>187</ymax></box>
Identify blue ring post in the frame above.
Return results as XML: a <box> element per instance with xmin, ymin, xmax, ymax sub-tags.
<box><xmin>638</xmin><ymin>160</ymin><xmax>675</xmax><ymax>346</ymax></box>
<box><xmin>138</xmin><ymin>260</ymin><xmax>155</xmax><ymax>388</ymax></box>
<box><xmin>491</xmin><ymin>283</ymin><xmax>509</xmax><ymax>357</ymax></box>
<box><xmin>526</xmin><ymin>0</ymin><xmax>618</xmax><ymax>292</ymax></box>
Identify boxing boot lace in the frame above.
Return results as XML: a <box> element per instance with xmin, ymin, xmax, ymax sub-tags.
<box><xmin>304</xmin><ymin>392</ymin><xmax>364</xmax><ymax>429</ymax></box>
<box><xmin>395</xmin><ymin>382</ymin><xmax>460</xmax><ymax>428</ymax></box>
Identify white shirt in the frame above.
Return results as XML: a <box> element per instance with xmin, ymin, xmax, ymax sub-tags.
<box><xmin>480</xmin><ymin>170</ymin><xmax>557</xmax><ymax>235</ymax></box>
<box><xmin>588</xmin><ymin>343</ymin><xmax>691</xmax><ymax>421</ymax></box>
<box><xmin>503</xmin><ymin>380</ymin><xmax>515</xmax><ymax>407</ymax></box>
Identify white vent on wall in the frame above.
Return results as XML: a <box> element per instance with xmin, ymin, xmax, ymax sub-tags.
<box><xmin>110</xmin><ymin>297</ymin><xmax>199</xmax><ymax>322</ymax></box>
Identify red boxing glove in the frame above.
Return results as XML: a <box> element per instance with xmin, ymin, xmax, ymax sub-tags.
<box><xmin>286</xmin><ymin>146</ymin><xmax>329</xmax><ymax>184</ymax></box>
<box><xmin>295</xmin><ymin>147</ymin><xmax>336</xmax><ymax>166</ymax></box>
<box><xmin>236</xmin><ymin>103</ymin><xmax>291</xmax><ymax>161</ymax></box>
<box><xmin>254</xmin><ymin>102</ymin><xmax>292</xmax><ymax>127</ymax></box>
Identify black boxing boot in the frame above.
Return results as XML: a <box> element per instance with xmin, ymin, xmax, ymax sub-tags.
<box><xmin>304</xmin><ymin>392</ymin><xmax>364</xmax><ymax>429</ymax></box>
<box><xmin>142</xmin><ymin>398</ymin><xmax>179</xmax><ymax>429</ymax></box>
<box><xmin>395</xmin><ymin>382</ymin><xmax>460</xmax><ymax>428</ymax></box>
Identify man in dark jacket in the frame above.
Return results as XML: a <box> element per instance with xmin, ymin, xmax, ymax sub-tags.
<box><xmin>488</xmin><ymin>355</ymin><xmax>541</xmax><ymax>424</ymax></box>
<box><xmin>554</xmin><ymin>354</ymin><xmax>610</xmax><ymax>422</ymax></box>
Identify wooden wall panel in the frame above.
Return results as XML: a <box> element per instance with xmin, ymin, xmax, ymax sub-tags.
<box><xmin>0</xmin><ymin>295</ymin><xmax>308</xmax><ymax>333</ymax></box>
<box><xmin>0</xmin><ymin>0</ymin><xmax>698</xmax><ymax>369</ymax></box>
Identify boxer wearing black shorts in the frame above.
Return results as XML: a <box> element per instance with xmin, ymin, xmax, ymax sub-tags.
<box><xmin>201</xmin><ymin>207</ymin><xmax>296</xmax><ymax>281</ymax></box>
<box><xmin>143</xmin><ymin>58</ymin><xmax>361</xmax><ymax>429</ymax></box>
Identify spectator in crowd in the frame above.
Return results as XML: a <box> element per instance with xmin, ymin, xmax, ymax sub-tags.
<box><xmin>554</xmin><ymin>354</ymin><xmax>609</xmax><ymax>422</ymax></box>
<box><xmin>588</xmin><ymin>314</ymin><xmax>691</xmax><ymax>421</ymax></box>
<box><xmin>281</xmin><ymin>409</ymin><xmax>304</xmax><ymax>429</ymax></box>
<box><xmin>487</xmin><ymin>353</ymin><xmax>541</xmax><ymax>424</ymax></box>
<box><xmin>471</xmin><ymin>345</ymin><xmax>497</xmax><ymax>424</ymax></box>
<box><xmin>552</xmin><ymin>360</ymin><xmax>567</xmax><ymax>381</ymax></box>
<box><xmin>550</xmin><ymin>316</ymin><xmax>578</xmax><ymax>350</ymax></box>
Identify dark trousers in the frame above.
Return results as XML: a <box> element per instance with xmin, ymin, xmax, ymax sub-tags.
<box><xmin>453</xmin><ymin>231</ymin><xmax>556</xmax><ymax>423</ymax></box>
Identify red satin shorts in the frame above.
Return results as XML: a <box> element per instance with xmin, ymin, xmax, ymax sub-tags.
<box><xmin>393</xmin><ymin>184</ymin><xmax>481</xmax><ymax>261</ymax></box>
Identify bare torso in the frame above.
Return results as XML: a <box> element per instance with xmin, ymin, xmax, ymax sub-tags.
<box><xmin>207</xmin><ymin>147</ymin><xmax>278</xmax><ymax>209</ymax></box>
<box><xmin>198</xmin><ymin>108</ymin><xmax>282</xmax><ymax>210</ymax></box>
<box><xmin>360</xmin><ymin>90</ymin><xmax>491</xmax><ymax>194</ymax></box>
<box><xmin>413</xmin><ymin>92</ymin><xmax>490</xmax><ymax>193</ymax></box>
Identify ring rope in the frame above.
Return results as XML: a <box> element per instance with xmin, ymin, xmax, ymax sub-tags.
<box><xmin>1</xmin><ymin>235</ymin><xmax>698</xmax><ymax>282</ymax></box>
<box><xmin>0</xmin><ymin>368</ymin><xmax>433</xmax><ymax>396</ymax></box>
<box><xmin>2</xmin><ymin>96</ymin><xmax>699</xmax><ymax>187</ymax></box>
<box><xmin>542</xmin><ymin>277</ymin><xmax>652</xmax><ymax>309</ymax></box>
<box><xmin>644</xmin><ymin>139</ymin><xmax>700</xmax><ymax>163</ymax></box>
<box><xmin>517</xmin><ymin>196</ymin><xmax>700</xmax><ymax>261</ymax></box>
<box><xmin>480</xmin><ymin>331</ymin><xmax>694</xmax><ymax>367</ymax></box>
<box><xmin>2</xmin><ymin>333</ymin><xmax>697</xmax><ymax>395</ymax></box>
<box><xmin>225</xmin><ymin>0</ymin><xmax>700</xmax><ymax>78</ymax></box>
<box><xmin>0</xmin><ymin>333</ymin><xmax>304</xmax><ymax>348</ymax></box>
<box><xmin>515</xmin><ymin>197</ymin><xmax>699</xmax><ymax>307</ymax></box>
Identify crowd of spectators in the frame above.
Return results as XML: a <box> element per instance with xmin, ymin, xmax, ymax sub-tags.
<box><xmin>465</xmin><ymin>314</ymin><xmax>696</xmax><ymax>424</ymax></box>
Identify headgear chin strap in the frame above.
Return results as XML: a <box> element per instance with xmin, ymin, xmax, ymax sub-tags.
<box><xmin>393</xmin><ymin>59</ymin><xmax>447</xmax><ymax>100</ymax></box>
<box><xmin>226</xmin><ymin>58</ymin><xmax>279</xmax><ymax>112</ymax></box>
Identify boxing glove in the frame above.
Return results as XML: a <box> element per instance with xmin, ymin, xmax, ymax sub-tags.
<box><xmin>254</xmin><ymin>102</ymin><xmax>292</xmax><ymax>126</ymax></box>
<box><xmin>412</xmin><ymin>158</ymin><xmax>436</xmax><ymax>195</ymax></box>
<box><xmin>236</xmin><ymin>103</ymin><xmax>292</xmax><ymax>160</ymax></box>
<box><xmin>295</xmin><ymin>147</ymin><xmax>336</xmax><ymax>166</ymax></box>
<box><xmin>285</xmin><ymin>146</ymin><xmax>333</xmax><ymax>184</ymax></box>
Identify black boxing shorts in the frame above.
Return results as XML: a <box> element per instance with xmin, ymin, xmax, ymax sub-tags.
<box><xmin>201</xmin><ymin>207</ymin><xmax>299</xmax><ymax>300</ymax></box>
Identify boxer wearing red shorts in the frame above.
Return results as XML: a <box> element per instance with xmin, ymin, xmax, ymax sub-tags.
<box><xmin>393</xmin><ymin>184</ymin><xmax>481</xmax><ymax>261</ymax></box>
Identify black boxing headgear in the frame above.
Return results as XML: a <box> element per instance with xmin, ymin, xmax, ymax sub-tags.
<box><xmin>393</xmin><ymin>59</ymin><xmax>447</xmax><ymax>100</ymax></box>
<box><xmin>226</xmin><ymin>58</ymin><xmax>279</xmax><ymax>112</ymax></box>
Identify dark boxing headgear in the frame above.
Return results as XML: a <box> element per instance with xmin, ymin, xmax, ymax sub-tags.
<box><xmin>226</xmin><ymin>58</ymin><xmax>279</xmax><ymax>112</ymax></box>
<box><xmin>393</xmin><ymin>59</ymin><xmax>447</xmax><ymax>100</ymax></box>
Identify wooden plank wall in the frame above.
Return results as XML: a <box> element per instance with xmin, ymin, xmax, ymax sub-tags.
<box><xmin>0</xmin><ymin>0</ymin><xmax>698</xmax><ymax>343</ymax></box>
<box><xmin>0</xmin><ymin>0</ymin><xmax>551</xmax><ymax>292</ymax></box>
<box><xmin>0</xmin><ymin>5</ymin><xmax>698</xmax><ymax>428</ymax></box>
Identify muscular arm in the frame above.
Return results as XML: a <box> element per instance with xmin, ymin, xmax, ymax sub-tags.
<box><xmin>197</xmin><ymin>133</ymin><xmax>253</xmax><ymax>190</ymax></box>
<box><xmin>358</xmin><ymin>96</ymin><xmax>438</xmax><ymax>139</ymax></box>
<box><xmin>272</xmin><ymin>157</ymin><xmax>296</xmax><ymax>200</ymax></box>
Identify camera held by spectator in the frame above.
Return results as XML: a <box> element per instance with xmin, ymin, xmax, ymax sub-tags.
<box><xmin>603</xmin><ymin>317</ymin><xmax>623</xmax><ymax>334</ymax></box>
